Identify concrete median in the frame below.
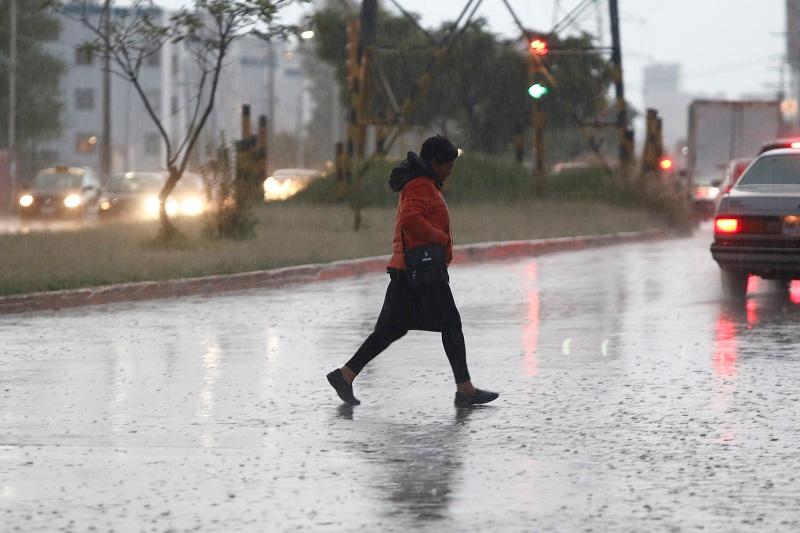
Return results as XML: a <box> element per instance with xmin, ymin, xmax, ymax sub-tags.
<box><xmin>0</xmin><ymin>229</ymin><xmax>670</xmax><ymax>315</ymax></box>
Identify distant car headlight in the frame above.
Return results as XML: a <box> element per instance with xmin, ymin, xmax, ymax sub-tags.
<box><xmin>64</xmin><ymin>194</ymin><xmax>82</xmax><ymax>208</ymax></box>
<box><xmin>19</xmin><ymin>194</ymin><xmax>33</xmax><ymax>207</ymax></box>
<box><xmin>263</xmin><ymin>177</ymin><xmax>284</xmax><ymax>200</ymax></box>
<box><xmin>144</xmin><ymin>196</ymin><xmax>160</xmax><ymax>217</ymax></box>
<box><xmin>180</xmin><ymin>196</ymin><xmax>204</xmax><ymax>216</ymax></box>
<box><xmin>99</xmin><ymin>198</ymin><xmax>111</xmax><ymax>211</ymax></box>
<box><xmin>165</xmin><ymin>198</ymin><xmax>179</xmax><ymax>217</ymax></box>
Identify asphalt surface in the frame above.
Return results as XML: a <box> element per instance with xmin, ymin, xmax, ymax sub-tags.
<box><xmin>3</xmin><ymin>224</ymin><xmax>800</xmax><ymax>532</ymax></box>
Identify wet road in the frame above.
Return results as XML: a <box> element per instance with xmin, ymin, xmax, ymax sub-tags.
<box><xmin>3</xmin><ymin>225</ymin><xmax>800</xmax><ymax>531</ymax></box>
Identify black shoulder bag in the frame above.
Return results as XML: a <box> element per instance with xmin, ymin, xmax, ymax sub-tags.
<box><xmin>403</xmin><ymin>235</ymin><xmax>447</xmax><ymax>288</ymax></box>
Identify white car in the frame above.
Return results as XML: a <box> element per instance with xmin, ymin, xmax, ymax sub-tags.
<box><xmin>711</xmin><ymin>148</ymin><xmax>800</xmax><ymax>298</ymax></box>
<box><xmin>263</xmin><ymin>168</ymin><xmax>323</xmax><ymax>202</ymax></box>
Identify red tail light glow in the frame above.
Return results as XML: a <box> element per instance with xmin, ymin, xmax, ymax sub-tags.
<box><xmin>791</xmin><ymin>141</ymin><xmax>800</xmax><ymax>149</ymax></box>
<box><xmin>715</xmin><ymin>218</ymin><xmax>740</xmax><ymax>234</ymax></box>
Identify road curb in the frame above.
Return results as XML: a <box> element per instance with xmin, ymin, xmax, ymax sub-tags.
<box><xmin>0</xmin><ymin>229</ymin><xmax>671</xmax><ymax>316</ymax></box>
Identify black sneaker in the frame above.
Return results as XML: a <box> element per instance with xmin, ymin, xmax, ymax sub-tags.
<box><xmin>454</xmin><ymin>388</ymin><xmax>499</xmax><ymax>407</ymax></box>
<box><xmin>327</xmin><ymin>369</ymin><xmax>360</xmax><ymax>406</ymax></box>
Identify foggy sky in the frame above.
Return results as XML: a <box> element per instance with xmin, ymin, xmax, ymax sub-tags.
<box><xmin>276</xmin><ymin>0</ymin><xmax>787</xmax><ymax>112</ymax></box>
<box><xmin>148</xmin><ymin>0</ymin><xmax>787</xmax><ymax>134</ymax></box>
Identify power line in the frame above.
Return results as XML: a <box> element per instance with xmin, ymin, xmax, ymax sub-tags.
<box><xmin>638</xmin><ymin>55</ymin><xmax>780</xmax><ymax>88</ymax></box>
<box><xmin>551</xmin><ymin>0</ymin><xmax>593</xmax><ymax>35</ymax></box>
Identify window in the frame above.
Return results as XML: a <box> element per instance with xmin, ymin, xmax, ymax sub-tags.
<box><xmin>75</xmin><ymin>47</ymin><xmax>93</xmax><ymax>65</ymax></box>
<box><xmin>738</xmin><ymin>154</ymin><xmax>800</xmax><ymax>186</ymax></box>
<box><xmin>144</xmin><ymin>133</ymin><xmax>161</xmax><ymax>155</ymax></box>
<box><xmin>75</xmin><ymin>133</ymin><xmax>98</xmax><ymax>154</ymax></box>
<box><xmin>74</xmin><ymin>88</ymin><xmax>95</xmax><ymax>110</ymax></box>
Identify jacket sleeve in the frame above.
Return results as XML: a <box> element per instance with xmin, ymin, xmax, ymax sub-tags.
<box><xmin>398</xmin><ymin>179</ymin><xmax>450</xmax><ymax>246</ymax></box>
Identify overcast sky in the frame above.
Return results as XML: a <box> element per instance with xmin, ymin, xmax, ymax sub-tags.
<box><xmin>274</xmin><ymin>0</ymin><xmax>787</xmax><ymax>112</ymax></box>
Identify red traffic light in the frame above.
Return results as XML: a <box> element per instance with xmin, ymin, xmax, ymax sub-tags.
<box><xmin>529</xmin><ymin>38</ymin><xmax>548</xmax><ymax>56</ymax></box>
<box><xmin>658</xmin><ymin>158</ymin><xmax>673</xmax><ymax>170</ymax></box>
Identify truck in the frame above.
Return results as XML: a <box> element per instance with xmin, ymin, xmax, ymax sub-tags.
<box><xmin>686</xmin><ymin>99</ymin><xmax>782</xmax><ymax>216</ymax></box>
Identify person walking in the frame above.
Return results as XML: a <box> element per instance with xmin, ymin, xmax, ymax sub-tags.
<box><xmin>326</xmin><ymin>136</ymin><xmax>499</xmax><ymax>408</ymax></box>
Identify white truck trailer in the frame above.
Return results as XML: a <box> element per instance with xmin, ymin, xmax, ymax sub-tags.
<box><xmin>687</xmin><ymin>99</ymin><xmax>782</xmax><ymax>215</ymax></box>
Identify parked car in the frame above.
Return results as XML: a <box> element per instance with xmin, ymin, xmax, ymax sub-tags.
<box><xmin>711</xmin><ymin>148</ymin><xmax>800</xmax><ymax>298</ymax></box>
<box><xmin>18</xmin><ymin>166</ymin><xmax>101</xmax><ymax>220</ymax></box>
<box><xmin>263</xmin><ymin>168</ymin><xmax>323</xmax><ymax>202</ymax></box>
<box><xmin>98</xmin><ymin>171</ymin><xmax>208</xmax><ymax>220</ymax></box>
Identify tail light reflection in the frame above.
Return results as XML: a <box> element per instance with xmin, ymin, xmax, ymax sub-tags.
<box><xmin>713</xmin><ymin>312</ymin><xmax>737</xmax><ymax>378</ymax></box>
<box><xmin>522</xmin><ymin>261</ymin><xmax>540</xmax><ymax>377</ymax></box>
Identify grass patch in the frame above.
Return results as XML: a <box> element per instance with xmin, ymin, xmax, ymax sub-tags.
<box><xmin>293</xmin><ymin>153</ymin><xmax>634</xmax><ymax>207</ymax></box>
<box><xmin>0</xmin><ymin>200</ymin><xmax>666</xmax><ymax>297</ymax></box>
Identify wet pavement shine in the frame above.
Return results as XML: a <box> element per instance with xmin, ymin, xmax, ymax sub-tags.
<box><xmin>3</xmin><ymin>224</ymin><xmax>800</xmax><ymax>531</ymax></box>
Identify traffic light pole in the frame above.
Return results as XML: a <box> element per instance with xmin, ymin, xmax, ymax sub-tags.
<box><xmin>527</xmin><ymin>43</ymin><xmax>549</xmax><ymax>196</ymax></box>
<box><xmin>533</xmin><ymin>100</ymin><xmax>546</xmax><ymax>196</ymax></box>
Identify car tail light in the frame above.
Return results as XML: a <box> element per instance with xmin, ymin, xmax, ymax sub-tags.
<box><xmin>791</xmin><ymin>142</ymin><xmax>800</xmax><ymax>149</ymax></box>
<box><xmin>715</xmin><ymin>217</ymin><xmax>740</xmax><ymax>234</ymax></box>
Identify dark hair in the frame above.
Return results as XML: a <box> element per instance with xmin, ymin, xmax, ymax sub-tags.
<box><xmin>420</xmin><ymin>135</ymin><xmax>458</xmax><ymax>164</ymax></box>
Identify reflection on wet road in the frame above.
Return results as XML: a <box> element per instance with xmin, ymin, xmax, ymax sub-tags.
<box><xmin>0</xmin><ymin>215</ymin><xmax>96</xmax><ymax>235</ymax></box>
<box><xmin>2</xmin><ymin>225</ymin><xmax>800</xmax><ymax>531</ymax></box>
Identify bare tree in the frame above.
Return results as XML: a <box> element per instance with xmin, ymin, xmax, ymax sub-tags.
<box><xmin>51</xmin><ymin>0</ymin><xmax>303</xmax><ymax>240</ymax></box>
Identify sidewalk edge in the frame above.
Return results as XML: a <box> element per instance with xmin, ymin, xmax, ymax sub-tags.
<box><xmin>0</xmin><ymin>229</ymin><xmax>672</xmax><ymax>315</ymax></box>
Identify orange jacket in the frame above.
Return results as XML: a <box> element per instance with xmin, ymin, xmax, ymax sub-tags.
<box><xmin>387</xmin><ymin>176</ymin><xmax>453</xmax><ymax>270</ymax></box>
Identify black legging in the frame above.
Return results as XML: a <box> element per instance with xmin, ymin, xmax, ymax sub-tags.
<box><xmin>345</xmin><ymin>269</ymin><xmax>471</xmax><ymax>384</ymax></box>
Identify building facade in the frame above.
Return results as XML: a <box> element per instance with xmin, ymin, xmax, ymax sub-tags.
<box><xmin>43</xmin><ymin>3</ymin><xmax>316</xmax><ymax>178</ymax></box>
<box><xmin>642</xmin><ymin>63</ymin><xmax>693</xmax><ymax>152</ymax></box>
<box><xmin>42</xmin><ymin>3</ymin><xmax>180</xmax><ymax>175</ymax></box>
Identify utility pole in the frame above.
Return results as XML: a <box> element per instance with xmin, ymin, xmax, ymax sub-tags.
<box><xmin>100</xmin><ymin>0</ymin><xmax>112</xmax><ymax>181</ymax></box>
<box><xmin>267</xmin><ymin>40</ymin><xmax>276</xmax><ymax>174</ymax></box>
<box><xmin>7</xmin><ymin>0</ymin><xmax>17</xmax><ymax>208</ymax></box>
<box><xmin>608</xmin><ymin>0</ymin><xmax>631</xmax><ymax>179</ymax></box>
<box><xmin>347</xmin><ymin>0</ymin><xmax>376</xmax><ymax>231</ymax></box>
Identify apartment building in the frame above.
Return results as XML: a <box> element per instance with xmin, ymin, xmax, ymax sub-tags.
<box><xmin>43</xmin><ymin>3</ymin><xmax>313</xmax><ymax>177</ymax></box>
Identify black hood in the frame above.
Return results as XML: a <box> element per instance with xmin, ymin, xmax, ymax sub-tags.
<box><xmin>389</xmin><ymin>151</ymin><xmax>441</xmax><ymax>192</ymax></box>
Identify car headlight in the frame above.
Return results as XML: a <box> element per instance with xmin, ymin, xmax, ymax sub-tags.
<box><xmin>99</xmin><ymin>198</ymin><xmax>111</xmax><ymax>211</ymax></box>
<box><xmin>165</xmin><ymin>198</ymin><xmax>179</xmax><ymax>217</ymax></box>
<box><xmin>264</xmin><ymin>177</ymin><xmax>284</xmax><ymax>197</ymax></box>
<box><xmin>64</xmin><ymin>194</ymin><xmax>82</xmax><ymax>208</ymax></box>
<box><xmin>144</xmin><ymin>196</ymin><xmax>160</xmax><ymax>216</ymax></box>
<box><xmin>180</xmin><ymin>196</ymin><xmax>204</xmax><ymax>216</ymax></box>
<box><xmin>19</xmin><ymin>194</ymin><xmax>33</xmax><ymax>207</ymax></box>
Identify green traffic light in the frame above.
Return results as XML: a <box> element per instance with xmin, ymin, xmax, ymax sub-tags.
<box><xmin>528</xmin><ymin>83</ymin><xmax>549</xmax><ymax>99</ymax></box>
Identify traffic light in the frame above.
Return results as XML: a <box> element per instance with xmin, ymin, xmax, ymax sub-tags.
<box><xmin>528</xmin><ymin>83</ymin><xmax>549</xmax><ymax>99</ymax></box>
<box><xmin>658</xmin><ymin>158</ymin><xmax>673</xmax><ymax>171</ymax></box>
<box><xmin>529</xmin><ymin>38</ymin><xmax>548</xmax><ymax>56</ymax></box>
